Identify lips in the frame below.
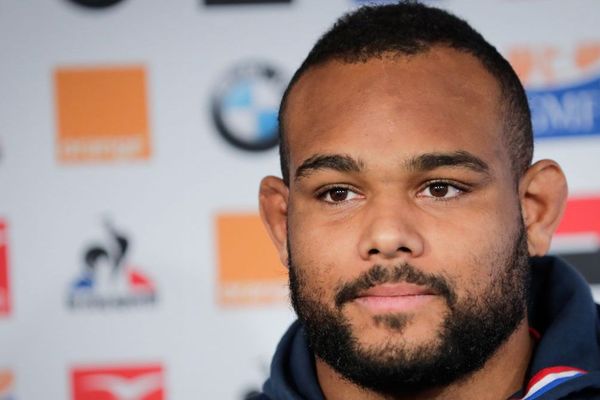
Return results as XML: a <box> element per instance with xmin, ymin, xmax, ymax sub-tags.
<box><xmin>353</xmin><ymin>283</ymin><xmax>437</xmax><ymax>312</ymax></box>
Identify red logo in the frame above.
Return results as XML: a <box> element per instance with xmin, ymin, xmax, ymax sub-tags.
<box><xmin>505</xmin><ymin>43</ymin><xmax>600</xmax><ymax>140</ymax></box>
<box><xmin>0</xmin><ymin>220</ymin><xmax>10</xmax><ymax>317</ymax></box>
<box><xmin>507</xmin><ymin>42</ymin><xmax>600</xmax><ymax>86</ymax></box>
<box><xmin>71</xmin><ymin>364</ymin><xmax>164</xmax><ymax>400</ymax></box>
<box><xmin>553</xmin><ymin>196</ymin><xmax>600</xmax><ymax>253</ymax></box>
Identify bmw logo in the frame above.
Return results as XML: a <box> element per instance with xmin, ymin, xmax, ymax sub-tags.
<box><xmin>211</xmin><ymin>62</ymin><xmax>287</xmax><ymax>152</ymax></box>
<box><xmin>66</xmin><ymin>0</ymin><xmax>126</xmax><ymax>8</ymax></box>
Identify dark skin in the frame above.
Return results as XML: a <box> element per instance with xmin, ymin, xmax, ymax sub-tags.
<box><xmin>259</xmin><ymin>47</ymin><xmax>568</xmax><ymax>399</ymax></box>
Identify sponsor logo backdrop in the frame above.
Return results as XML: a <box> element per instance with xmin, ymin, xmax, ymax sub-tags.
<box><xmin>0</xmin><ymin>0</ymin><xmax>599</xmax><ymax>398</ymax></box>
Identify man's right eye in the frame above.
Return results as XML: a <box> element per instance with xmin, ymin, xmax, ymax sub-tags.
<box><xmin>317</xmin><ymin>187</ymin><xmax>361</xmax><ymax>203</ymax></box>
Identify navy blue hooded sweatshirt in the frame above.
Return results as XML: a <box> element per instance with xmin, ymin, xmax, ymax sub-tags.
<box><xmin>257</xmin><ymin>256</ymin><xmax>600</xmax><ymax>399</ymax></box>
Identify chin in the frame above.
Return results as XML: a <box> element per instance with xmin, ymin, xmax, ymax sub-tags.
<box><xmin>353</xmin><ymin>313</ymin><xmax>440</xmax><ymax>349</ymax></box>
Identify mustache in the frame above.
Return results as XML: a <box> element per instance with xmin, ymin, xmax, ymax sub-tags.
<box><xmin>334</xmin><ymin>264</ymin><xmax>457</xmax><ymax>309</ymax></box>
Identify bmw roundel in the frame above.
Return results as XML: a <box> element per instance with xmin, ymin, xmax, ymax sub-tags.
<box><xmin>67</xmin><ymin>0</ymin><xmax>126</xmax><ymax>8</ymax></box>
<box><xmin>211</xmin><ymin>62</ymin><xmax>287</xmax><ymax>152</ymax></box>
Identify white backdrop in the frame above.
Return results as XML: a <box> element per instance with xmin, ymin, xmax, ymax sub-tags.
<box><xmin>0</xmin><ymin>0</ymin><xmax>599</xmax><ymax>399</ymax></box>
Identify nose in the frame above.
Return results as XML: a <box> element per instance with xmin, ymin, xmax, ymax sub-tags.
<box><xmin>358</xmin><ymin>202</ymin><xmax>425</xmax><ymax>261</ymax></box>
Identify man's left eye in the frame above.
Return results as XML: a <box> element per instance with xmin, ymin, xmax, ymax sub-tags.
<box><xmin>420</xmin><ymin>182</ymin><xmax>462</xmax><ymax>199</ymax></box>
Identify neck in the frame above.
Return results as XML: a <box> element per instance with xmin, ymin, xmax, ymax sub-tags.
<box><xmin>316</xmin><ymin>319</ymin><xmax>534</xmax><ymax>400</ymax></box>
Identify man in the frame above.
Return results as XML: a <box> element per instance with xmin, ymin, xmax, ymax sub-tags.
<box><xmin>257</xmin><ymin>2</ymin><xmax>600</xmax><ymax>399</ymax></box>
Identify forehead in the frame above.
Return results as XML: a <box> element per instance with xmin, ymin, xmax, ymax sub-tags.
<box><xmin>284</xmin><ymin>47</ymin><xmax>508</xmax><ymax>177</ymax></box>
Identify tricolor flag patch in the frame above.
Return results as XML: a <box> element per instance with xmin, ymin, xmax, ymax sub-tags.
<box><xmin>522</xmin><ymin>366</ymin><xmax>586</xmax><ymax>399</ymax></box>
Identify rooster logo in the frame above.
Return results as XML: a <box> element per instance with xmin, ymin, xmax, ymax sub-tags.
<box><xmin>67</xmin><ymin>219</ymin><xmax>156</xmax><ymax>309</ymax></box>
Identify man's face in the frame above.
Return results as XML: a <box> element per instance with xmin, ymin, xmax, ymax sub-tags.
<box><xmin>282</xmin><ymin>48</ymin><xmax>530</xmax><ymax>394</ymax></box>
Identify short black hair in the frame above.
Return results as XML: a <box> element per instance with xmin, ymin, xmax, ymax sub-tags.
<box><xmin>278</xmin><ymin>1</ymin><xmax>532</xmax><ymax>185</ymax></box>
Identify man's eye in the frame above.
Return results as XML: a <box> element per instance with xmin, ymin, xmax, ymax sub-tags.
<box><xmin>420</xmin><ymin>182</ymin><xmax>462</xmax><ymax>199</ymax></box>
<box><xmin>318</xmin><ymin>187</ymin><xmax>360</xmax><ymax>203</ymax></box>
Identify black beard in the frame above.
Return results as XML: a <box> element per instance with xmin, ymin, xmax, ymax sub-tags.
<box><xmin>288</xmin><ymin>225</ymin><xmax>530</xmax><ymax>398</ymax></box>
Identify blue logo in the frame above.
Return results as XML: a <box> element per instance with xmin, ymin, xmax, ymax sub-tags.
<box><xmin>528</xmin><ymin>74</ymin><xmax>600</xmax><ymax>139</ymax></box>
<box><xmin>211</xmin><ymin>62</ymin><xmax>286</xmax><ymax>152</ymax></box>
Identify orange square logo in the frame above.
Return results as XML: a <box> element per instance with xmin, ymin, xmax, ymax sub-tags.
<box><xmin>55</xmin><ymin>66</ymin><xmax>151</xmax><ymax>163</ymax></box>
<box><xmin>216</xmin><ymin>213</ymin><xmax>288</xmax><ymax>306</ymax></box>
<box><xmin>0</xmin><ymin>369</ymin><xmax>14</xmax><ymax>398</ymax></box>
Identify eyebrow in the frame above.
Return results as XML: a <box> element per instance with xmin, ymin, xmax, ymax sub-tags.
<box><xmin>405</xmin><ymin>151</ymin><xmax>490</xmax><ymax>174</ymax></box>
<box><xmin>293</xmin><ymin>150</ymin><xmax>490</xmax><ymax>182</ymax></box>
<box><xmin>294</xmin><ymin>154</ymin><xmax>364</xmax><ymax>181</ymax></box>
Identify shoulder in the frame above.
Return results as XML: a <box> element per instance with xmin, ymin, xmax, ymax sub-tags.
<box><xmin>244</xmin><ymin>393</ymin><xmax>271</xmax><ymax>400</ymax></box>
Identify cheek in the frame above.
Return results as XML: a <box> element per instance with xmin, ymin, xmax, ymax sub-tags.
<box><xmin>289</xmin><ymin>214</ymin><xmax>358</xmax><ymax>294</ymax></box>
<box><xmin>423</xmin><ymin>203</ymin><xmax>519</xmax><ymax>291</ymax></box>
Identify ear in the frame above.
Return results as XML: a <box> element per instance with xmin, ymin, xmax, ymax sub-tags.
<box><xmin>519</xmin><ymin>159</ymin><xmax>568</xmax><ymax>256</ymax></box>
<box><xmin>259</xmin><ymin>176</ymin><xmax>290</xmax><ymax>267</ymax></box>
